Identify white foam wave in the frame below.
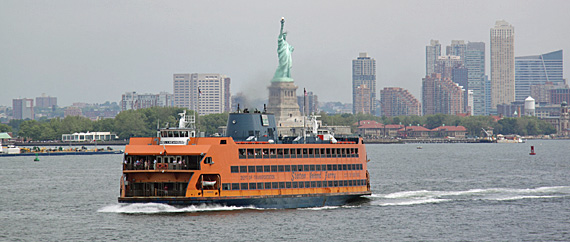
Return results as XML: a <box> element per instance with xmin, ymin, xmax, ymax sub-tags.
<box><xmin>97</xmin><ymin>203</ymin><xmax>255</xmax><ymax>214</ymax></box>
<box><xmin>300</xmin><ymin>205</ymin><xmax>361</xmax><ymax>211</ymax></box>
<box><xmin>371</xmin><ymin>186</ymin><xmax>570</xmax><ymax>206</ymax></box>
<box><xmin>375</xmin><ymin>198</ymin><xmax>452</xmax><ymax>206</ymax></box>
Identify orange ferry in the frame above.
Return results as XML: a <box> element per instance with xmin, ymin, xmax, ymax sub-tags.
<box><xmin>119</xmin><ymin>110</ymin><xmax>371</xmax><ymax>208</ymax></box>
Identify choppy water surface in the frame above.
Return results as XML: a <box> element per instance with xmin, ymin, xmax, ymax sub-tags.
<box><xmin>1</xmin><ymin>140</ymin><xmax>569</xmax><ymax>241</ymax></box>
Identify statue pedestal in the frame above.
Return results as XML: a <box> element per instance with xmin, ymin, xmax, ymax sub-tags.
<box><xmin>267</xmin><ymin>81</ymin><xmax>302</xmax><ymax>126</ymax></box>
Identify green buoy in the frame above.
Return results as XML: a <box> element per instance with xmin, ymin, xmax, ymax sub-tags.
<box><xmin>34</xmin><ymin>153</ymin><xmax>40</xmax><ymax>161</ymax></box>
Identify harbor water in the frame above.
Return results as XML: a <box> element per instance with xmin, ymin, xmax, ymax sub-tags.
<box><xmin>1</xmin><ymin>140</ymin><xmax>569</xmax><ymax>241</ymax></box>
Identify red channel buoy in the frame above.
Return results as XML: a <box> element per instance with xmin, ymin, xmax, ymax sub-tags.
<box><xmin>529</xmin><ymin>146</ymin><xmax>536</xmax><ymax>155</ymax></box>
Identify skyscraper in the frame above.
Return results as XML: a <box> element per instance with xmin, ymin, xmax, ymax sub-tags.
<box><xmin>515</xmin><ymin>50</ymin><xmax>563</xmax><ymax>101</ymax></box>
<box><xmin>446</xmin><ymin>40</ymin><xmax>466</xmax><ymax>62</ymax></box>
<box><xmin>465</xmin><ymin>42</ymin><xmax>486</xmax><ymax>115</ymax></box>
<box><xmin>490</xmin><ymin>20</ymin><xmax>515</xmax><ymax>109</ymax></box>
<box><xmin>352</xmin><ymin>53</ymin><xmax>376</xmax><ymax>115</ymax></box>
<box><xmin>173</xmin><ymin>73</ymin><xmax>231</xmax><ymax>115</ymax></box>
<box><xmin>426</xmin><ymin>40</ymin><xmax>441</xmax><ymax>76</ymax></box>
<box><xmin>434</xmin><ymin>55</ymin><xmax>462</xmax><ymax>80</ymax></box>
<box><xmin>380</xmin><ymin>87</ymin><xmax>421</xmax><ymax>117</ymax></box>
<box><xmin>422</xmin><ymin>73</ymin><xmax>464</xmax><ymax>115</ymax></box>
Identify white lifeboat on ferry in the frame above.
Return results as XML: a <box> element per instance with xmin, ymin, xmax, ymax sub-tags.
<box><xmin>202</xmin><ymin>180</ymin><xmax>217</xmax><ymax>187</ymax></box>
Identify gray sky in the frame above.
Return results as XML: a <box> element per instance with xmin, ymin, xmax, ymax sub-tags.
<box><xmin>1</xmin><ymin>0</ymin><xmax>569</xmax><ymax>107</ymax></box>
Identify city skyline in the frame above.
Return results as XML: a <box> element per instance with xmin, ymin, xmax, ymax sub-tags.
<box><xmin>1</xmin><ymin>1</ymin><xmax>569</xmax><ymax>107</ymax></box>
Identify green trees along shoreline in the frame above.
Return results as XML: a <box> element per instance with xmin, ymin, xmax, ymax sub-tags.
<box><xmin>4</xmin><ymin>107</ymin><xmax>555</xmax><ymax>141</ymax></box>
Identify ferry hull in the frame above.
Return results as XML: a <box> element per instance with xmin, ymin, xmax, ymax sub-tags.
<box><xmin>118</xmin><ymin>192</ymin><xmax>371</xmax><ymax>209</ymax></box>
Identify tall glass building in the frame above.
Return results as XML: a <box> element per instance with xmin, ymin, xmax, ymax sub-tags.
<box><xmin>515</xmin><ymin>50</ymin><xmax>563</xmax><ymax>101</ymax></box>
<box><xmin>465</xmin><ymin>42</ymin><xmax>486</xmax><ymax>116</ymax></box>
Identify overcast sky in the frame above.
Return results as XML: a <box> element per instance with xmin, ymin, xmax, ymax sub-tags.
<box><xmin>1</xmin><ymin>0</ymin><xmax>569</xmax><ymax>107</ymax></box>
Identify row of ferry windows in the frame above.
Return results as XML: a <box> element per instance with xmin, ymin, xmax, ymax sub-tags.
<box><xmin>238</xmin><ymin>148</ymin><xmax>359</xmax><ymax>159</ymax></box>
<box><xmin>222</xmin><ymin>179</ymin><xmax>367</xmax><ymax>190</ymax></box>
<box><xmin>231</xmin><ymin>163</ymin><xmax>363</xmax><ymax>173</ymax></box>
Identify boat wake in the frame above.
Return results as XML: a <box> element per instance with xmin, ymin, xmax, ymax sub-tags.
<box><xmin>369</xmin><ymin>186</ymin><xmax>570</xmax><ymax>207</ymax></box>
<box><xmin>97</xmin><ymin>203</ymin><xmax>256</xmax><ymax>214</ymax></box>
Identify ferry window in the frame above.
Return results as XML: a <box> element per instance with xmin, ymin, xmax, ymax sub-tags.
<box><xmin>262</xmin><ymin>149</ymin><xmax>269</xmax><ymax>156</ymax></box>
<box><xmin>286</xmin><ymin>182</ymin><xmax>291</xmax><ymax>188</ymax></box>
<box><xmin>248</xmin><ymin>166</ymin><xmax>256</xmax><ymax>172</ymax></box>
<box><xmin>302</xmin><ymin>149</ymin><xmax>308</xmax><ymax>155</ymax></box>
<box><xmin>241</xmin><ymin>183</ymin><xmax>248</xmax><ymax>190</ymax></box>
<box><xmin>303</xmin><ymin>165</ymin><xmax>309</xmax><ymax>171</ymax></box>
<box><xmin>239</xmin><ymin>149</ymin><xmax>246</xmax><ymax>158</ymax></box>
<box><xmin>333</xmin><ymin>164</ymin><xmax>338</xmax><ymax>171</ymax></box>
<box><xmin>291</xmin><ymin>165</ymin><xmax>297</xmax><ymax>171</ymax></box>
<box><xmin>249</xmin><ymin>183</ymin><xmax>257</xmax><ymax>190</ymax></box>
<box><xmin>204</xmin><ymin>157</ymin><xmax>213</xmax><ymax>164</ymax></box>
<box><xmin>270</xmin><ymin>149</ymin><xmax>276</xmax><ymax>155</ymax></box>
<box><xmin>174</xmin><ymin>131</ymin><xmax>179</xmax><ymax>137</ymax></box>
<box><xmin>311</xmin><ymin>181</ymin><xmax>316</xmax><ymax>188</ymax></box>
<box><xmin>342</xmin><ymin>164</ymin><xmax>347</xmax><ymax>170</ymax></box>
<box><xmin>232</xmin><ymin>183</ymin><xmax>240</xmax><ymax>190</ymax></box>
<box><xmin>284</xmin><ymin>165</ymin><xmax>291</xmax><ymax>172</ymax></box>
<box><xmin>327</xmin><ymin>164</ymin><xmax>332</xmax><ymax>171</ymax></box>
<box><xmin>272</xmin><ymin>182</ymin><xmax>278</xmax><ymax>189</ymax></box>
<box><xmin>326</xmin><ymin>148</ymin><xmax>331</xmax><ymax>156</ymax></box>
<box><xmin>271</xmin><ymin>165</ymin><xmax>278</xmax><ymax>172</ymax></box>
<box><xmin>231</xmin><ymin>166</ymin><xmax>239</xmax><ymax>173</ymax></box>
<box><xmin>283</xmin><ymin>149</ymin><xmax>289</xmax><ymax>155</ymax></box>
<box><xmin>317</xmin><ymin>181</ymin><xmax>322</xmax><ymax>187</ymax></box>
<box><xmin>321</xmin><ymin>148</ymin><xmax>325</xmax><ymax>156</ymax></box>
<box><xmin>277</xmin><ymin>149</ymin><xmax>283</xmax><ymax>155</ymax></box>
<box><xmin>310</xmin><ymin>165</ymin><xmax>315</xmax><ymax>171</ymax></box>
<box><xmin>254</xmin><ymin>149</ymin><xmax>261</xmax><ymax>158</ymax></box>
<box><xmin>343</xmin><ymin>180</ymin><xmax>348</xmax><ymax>186</ymax></box>
<box><xmin>298</xmin><ymin>182</ymin><xmax>304</xmax><ymax>188</ymax></box>
<box><xmin>305</xmin><ymin>181</ymin><xmax>311</xmax><ymax>188</ymax></box>
<box><xmin>220</xmin><ymin>140</ymin><xmax>227</xmax><ymax>144</ymax></box>
<box><xmin>168</xmin><ymin>131</ymin><xmax>173</xmax><ymax>137</ymax></box>
<box><xmin>292</xmin><ymin>182</ymin><xmax>298</xmax><ymax>188</ymax></box>
<box><xmin>308</xmin><ymin>149</ymin><xmax>313</xmax><ymax>155</ymax></box>
<box><xmin>351</xmin><ymin>164</ymin><xmax>356</xmax><ymax>170</ymax></box>
<box><xmin>297</xmin><ymin>165</ymin><xmax>303</xmax><ymax>172</ymax></box>
<box><xmin>264</xmin><ymin>165</ymin><xmax>271</xmax><ymax>172</ymax></box>
<box><xmin>257</xmin><ymin>182</ymin><xmax>264</xmax><ymax>189</ymax></box>
<box><xmin>222</xmin><ymin>184</ymin><xmax>231</xmax><ymax>190</ymax></box>
<box><xmin>358</xmin><ymin>164</ymin><xmax>363</xmax><ymax>170</ymax></box>
<box><xmin>349</xmin><ymin>180</ymin><xmax>353</xmax><ymax>186</ymax></box>
<box><xmin>256</xmin><ymin>165</ymin><xmax>263</xmax><ymax>172</ymax></box>
<box><xmin>355</xmin><ymin>148</ymin><xmax>359</xmax><ymax>156</ymax></box>
<box><xmin>315</xmin><ymin>149</ymin><xmax>320</xmax><ymax>155</ymax></box>
<box><xmin>240</xmin><ymin>166</ymin><xmax>248</xmax><ymax>173</ymax></box>
<box><xmin>315</xmin><ymin>165</ymin><xmax>322</xmax><ymax>171</ymax></box>
<box><xmin>265</xmin><ymin>182</ymin><xmax>271</xmax><ymax>189</ymax></box>
<box><xmin>334</xmin><ymin>181</ymin><xmax>339</xmax><ymax>187</ymax></box>
<box><xmin>327</xmin><ymin>181</ymin><xmax>333</xmax><ymax>187</ymax></box>
<box><xmin>247</xmin><ymin>149</ymin><xmax>254</xmax><ymax>157</ymax></box>
<box><xmin>278</xmin><ymin>165</ymin><xmax>284</xmax><ymax>172</ymax></box>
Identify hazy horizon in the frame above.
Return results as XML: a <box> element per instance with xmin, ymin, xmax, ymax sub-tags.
<box><xmin>1</xmin><ymin>0</ymin><xmax>569</xmax><ymax>107</ymax></box>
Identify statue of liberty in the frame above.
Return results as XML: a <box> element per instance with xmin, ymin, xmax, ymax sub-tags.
<box><xmin>272</xmin><ymin>17</ymin><xmax>294</xmax><ymax>82</ymax></box>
